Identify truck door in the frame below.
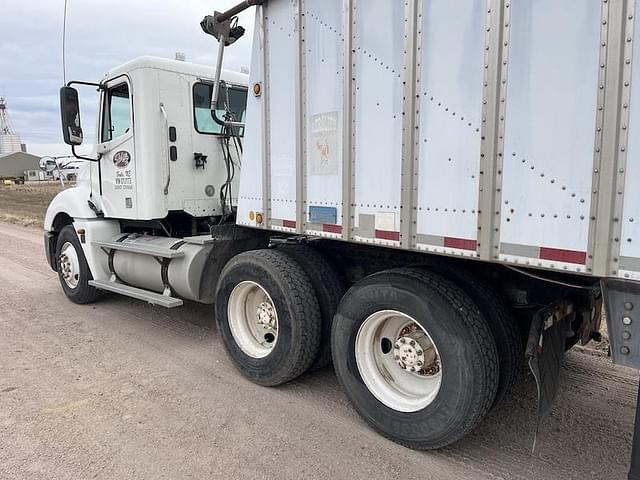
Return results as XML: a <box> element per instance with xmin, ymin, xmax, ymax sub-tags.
<box><xmin>97</xmin><ymin>78</ymin><xmax>137</xmax><ymax>218</ymax></box>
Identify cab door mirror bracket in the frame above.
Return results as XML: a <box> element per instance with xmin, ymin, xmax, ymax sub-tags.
<box><xmin>60</xmin><ymin>81</ymin><xmax>104</xmax><ymax>162</ymax></box>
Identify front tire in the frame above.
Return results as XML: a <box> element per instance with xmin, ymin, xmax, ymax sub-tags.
<box><xmin>55</xmin><ymin>225</ymin><xmax>98</xmax><ymax>304</ymax></box>
<box><xmin>215</xmin><ymin>249</ymin><xmax>322</xmax><ymax>386</ymax></box>
<box><xmin>332</xmin><ymin>268</ymin><xmax>499</xmax><ymax>450</ymax></box>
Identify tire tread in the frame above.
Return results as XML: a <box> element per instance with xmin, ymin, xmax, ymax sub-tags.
<box><xmin>279</xmin><ymin>245</ymin><xmax>345</xmax><ymax>369</ymax></box>
<box><xmin>55</xmin><ymin>225</ymin><xmax>99</xmax><ymax>304</ymax></box>
<box><xmin>333</xmin><ymin>267</ymin><xmax>499</xmax><ymax>450</ymax></box>
<box><xmin>394</xmin><ymin>268</ymin><xmax>500</xmax><ymax>448</ymax></box>
<box><xmin>216</xmin><ymin>249</ymin><xmax>322</xmax><ymax>385</ymax></box>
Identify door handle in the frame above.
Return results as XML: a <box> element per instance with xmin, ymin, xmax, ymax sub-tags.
<box><xmin>160</xmin><ymin>103</ymin><xmax>170</xmax><ymax>195</ymax></box>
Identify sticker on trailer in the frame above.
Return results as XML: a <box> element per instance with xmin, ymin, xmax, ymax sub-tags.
<box><xmin>309</xmin><ymin>206</ymin><xmax>338</xmax><ymax>225</ymax></box>
<box><xmin>310</xmin><ymin>112</ymin><xmax>339</xmax><ymax>176</ymax></box>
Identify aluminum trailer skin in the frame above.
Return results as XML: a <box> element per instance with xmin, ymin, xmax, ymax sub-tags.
<box><xmin>43</xmin><ymin>1</ymin><xmax>640</xmax><ymax>477</ymax></box>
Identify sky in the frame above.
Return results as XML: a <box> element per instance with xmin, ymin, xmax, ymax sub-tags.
<box><xmin>0</xmin><ymin>0</ymin><xmax>255</xmax><ymax>157</ymax></box>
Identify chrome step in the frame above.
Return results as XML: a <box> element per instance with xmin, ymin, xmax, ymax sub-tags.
<box><xmin>88</xmin><ymin>280</ymin><xmax>184</xmax><ymax>308</ymax></box>
<box><xmin>93</xmin><ymin>240</ymin><xmax>185</xmax><ymax>258</ymax></box>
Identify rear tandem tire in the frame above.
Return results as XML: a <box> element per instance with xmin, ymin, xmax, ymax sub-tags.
<box><xmin>278</xmin><ymin>244</ymin><xmax>345</xmax><ymax>370</ymax></box>
<box><xmin>410</xmin><ymin>266</ymin><xmax>522</xmax><ymax>408</ymax></box>
<box><xmin>55</xmin><ymin>225</ymin><xmax>99</xmax><ymax>304</ymax></box>
<box><xmin>215</xmin><ymin>249</ymin><xmax>322</xmax><ymax>386</ymax></box>
<box><xmin>332</xmin><ymin>268</ymin><xmax>499</xmax><ymax>450</ymax></box>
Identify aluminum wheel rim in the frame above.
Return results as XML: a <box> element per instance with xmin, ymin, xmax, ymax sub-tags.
<box><xmin>59</xmin><ymin>241</ymin><xmax>81</xmax><ymax>289</ymax></box>
<box><xmin>228</xmin><ymin>281</ymin><xmax>279</xmax><ymax>359</ymax></box>
<box><xmin>355</xmin><ymin>310</ymin><xmax>442</xmax><ymax>412</ymax></box>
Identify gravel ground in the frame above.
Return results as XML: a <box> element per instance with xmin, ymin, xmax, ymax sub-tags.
<box><xmin>0</xmin><ymin>221</ymin><xmax>637</xmax><ymax>480</ymax></box>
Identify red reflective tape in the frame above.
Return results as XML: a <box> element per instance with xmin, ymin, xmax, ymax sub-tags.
<box><xmin>323</xmin><ymin>224</ymin><xmax>342</xmax><ymax>234</ymax></box>
<box><xmin>539</xmin><ymin>247</ymin><xmax>586</xmax><ymax>265</ymax></box>
<box><xmin>282</xmin><ymin>220</ymin><xmax>296</xmax><ymax>229</ymax></box>
<box><xmin>443</xmin><ymin>237</ymin><xmax>477</xmax><ymax>251</ymax></box>
<box><xmin>375</xmin><ymin>230</ymin><xmax>400</xmax><ymax>241</ymax></box>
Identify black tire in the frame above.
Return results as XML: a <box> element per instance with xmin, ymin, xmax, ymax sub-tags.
<box><xmin>332</xmin><ymin>268</ymin><xmax>499</xmax><ymax>450</ymax></box>
<box><xmin>409</xmin><ymin>266</ymin><xmax>522</xmax><ymax>408</ymax></box>
<box><xmin>55</xmin><ymin>225</ymin><xmax>99</xmax><ymax>304</ymax></box>
<box><xmin>278</xmin><ymin>244</ymin><xmax>345</xmax><ymax>370</ymax></box>
<box><xmin>215</xmin><ymin>249</ymin><xmax>322</xmax><ymax>386</ymax></box>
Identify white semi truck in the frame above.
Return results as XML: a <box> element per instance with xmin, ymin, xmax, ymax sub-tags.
<box><xmin>44</xmin><ymin>0</ymin><xmax>640</xmax><ymax>475</ymax></box>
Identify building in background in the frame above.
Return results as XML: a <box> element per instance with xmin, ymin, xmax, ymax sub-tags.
<box><xmin>0</xmin><ymin>152</ymin><xmax>41</xmax><ymax>179</ymax></box>
<box><xmin>0</xmin><ymin>97</ymin><xmax>25</xmax><ymax>155</ymax></box>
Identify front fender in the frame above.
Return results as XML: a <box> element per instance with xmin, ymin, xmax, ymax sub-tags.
<box><xmin>44</xmin><ymin>185</ymin><xmax>97</xmax><ymax>231</ymax></box>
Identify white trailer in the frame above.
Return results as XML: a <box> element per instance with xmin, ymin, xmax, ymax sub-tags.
<box><xmin>44</xmin><ymin>1</ymin><xmax>640</xmax><ymax>475</ymax></box>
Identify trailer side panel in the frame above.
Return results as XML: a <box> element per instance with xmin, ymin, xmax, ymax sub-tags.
<box><xmin>498</xmin><ymin>1</ymin><xmax>601</xmax><ymax>274</ymax></box>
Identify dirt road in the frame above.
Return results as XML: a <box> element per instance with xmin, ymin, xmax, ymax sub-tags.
<box><xmin>0</xmin><ymin>221</ymin><xmax>637</xmax><ymax>480</ymax></box>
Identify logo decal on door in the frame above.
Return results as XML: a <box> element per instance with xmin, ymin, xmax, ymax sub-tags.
<box><xmin>113</xmin><ymin>151</ymin><xmax>131</xmax><ymax>169</ymax></box>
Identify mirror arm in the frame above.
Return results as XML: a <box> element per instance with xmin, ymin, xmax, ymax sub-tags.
<box><xmin>64</xmin><ymin>81</ymin><xmax>103</xmax><ymax>161</ymax></box>
<box><xmin>71</xmin><ymin>145</ymin><xmax>101</xmax><ymax>163</ymax></box>
<box><xmin>210</xmin><ymin>33</ymin><xmax>227</xmax><ymax>128</ymax></box>
<box><xmin>66</xmin><ymin>80</ymin><xmax>104</xmax><ymax>90</ymax></box>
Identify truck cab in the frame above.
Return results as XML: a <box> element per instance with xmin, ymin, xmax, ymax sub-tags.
<box><xmin>46</xmin><ymin>56</ymin><xmax>247</xmax><ymax>235</ymax></box>
<box><xmin>43</xmin><ymin>56</ymin><xmax>254</xmax><ymax>308</ymax></box>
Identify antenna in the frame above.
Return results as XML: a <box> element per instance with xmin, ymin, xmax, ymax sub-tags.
<box><xmin>62</xmin><ymin>0</ymin><xmax>69</xmax><ymax>84</ymax></box>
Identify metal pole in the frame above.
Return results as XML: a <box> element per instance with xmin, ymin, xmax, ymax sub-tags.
<box><xmin>55</xmin><ymin>162</ymin><xmax>65</xmax><ymax>187</ymax></box>
<box><xmin>210</xmin><ymin>36</ymin><xmax>226</xmax><ymax>116</ymax></box>
<box><xmin>629</xmin><ymin>380</ymin><xmax>640</xmax><ymax>480</ymax></box>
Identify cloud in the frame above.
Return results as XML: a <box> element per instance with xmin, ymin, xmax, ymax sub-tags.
<box><xmin>0</xmin><ymin>0</ymin><xmax>255</xmax><ymax>151</ymax></box>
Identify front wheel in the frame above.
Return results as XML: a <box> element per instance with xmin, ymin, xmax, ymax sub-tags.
<box><xmin>332</xmin><ymin>268</ymin><xmax>499</xmax><ymax>450</ymax></box>
<box><xmin>55</xmin><ymin>225</ymin><xmax>99</xmax><ymax>304</ymax></box>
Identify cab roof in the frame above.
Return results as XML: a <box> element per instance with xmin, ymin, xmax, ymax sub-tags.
<box><xmin>101</xmin><ymin>56</ymin><xmax>248</xmax><ymax>86</ymax></box>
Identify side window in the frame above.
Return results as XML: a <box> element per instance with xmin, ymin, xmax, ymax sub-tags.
<box><xmin>193</xmin><ymin>82</ymin><xmax>247</xmax><ymax>135</ymax></box>
<box><xmin>101</xmin><ymin>82</ymin><xmax>131</xmax><ymax>142</ymax></box>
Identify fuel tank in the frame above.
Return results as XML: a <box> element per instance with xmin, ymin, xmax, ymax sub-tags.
<box><xmin>109</xmin><ymin>234</ymin><xmax>213</xmax><ymax>302</ymax></box>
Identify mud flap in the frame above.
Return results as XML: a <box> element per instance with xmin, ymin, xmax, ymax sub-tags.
<box><xmin>525</xmin><ymin>303</ymin><xmax>574</xmax><ymax>451</ymax></box>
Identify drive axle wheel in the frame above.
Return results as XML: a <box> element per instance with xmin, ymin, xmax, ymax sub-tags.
<box><xmin>215</xmin><ymin>249</ymin><xmax>322</xmax><ymax>386</ymax></box>
<box><xmin>227</xmin><ymin>281</ymin><xmax>279</xmax><ymax>358</ymax></box>
<box><xmin>355</xmin><ymin>310</ymin><xmax>442</xmax><ymax>412</ymax></box>
<box><xmin>332</xmin><ymin>268</ymin><xmax>499</xmax><ymax>450</ymax></box>
<box><xmin>55</xmin><ymin>225</ymin><xmax>98</xmax><ymax>304</ymax></box>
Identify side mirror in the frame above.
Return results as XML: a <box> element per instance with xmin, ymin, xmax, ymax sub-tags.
<box><xmin>39</xmin><ymin>156</ymin><xmax>58</xmax><ymax>173</ymax></box>
<box><xmin>60</xmin><ymin>86</ymin><xmax>83</xmax><ymax>146</ymax></box>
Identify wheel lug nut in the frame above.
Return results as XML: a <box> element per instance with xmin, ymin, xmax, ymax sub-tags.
<box><xmin>410</xmin><ymin>340</ymin><xmax>415</xmax><ymax>346</ymax></box>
